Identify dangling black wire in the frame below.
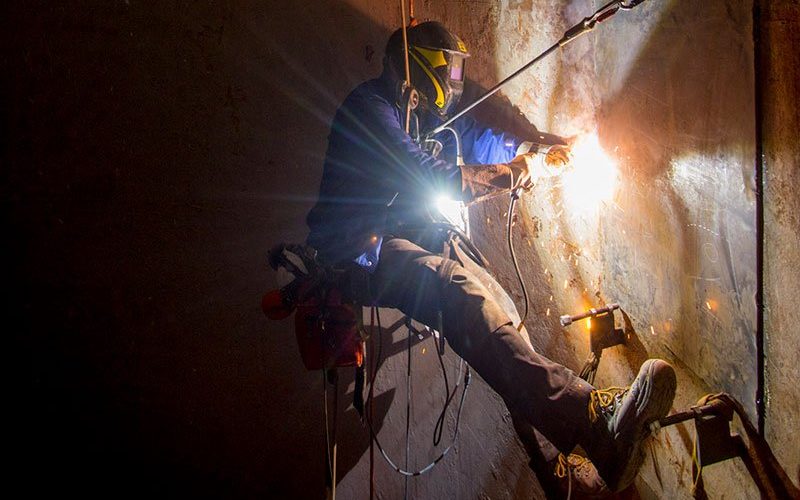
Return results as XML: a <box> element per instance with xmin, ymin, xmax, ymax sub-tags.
<box><xmin>405</xmin><ymin>318</ymin><xmax>464</xmax><ymax>448</ymax></box>
<box><xmin>365</xmin><ymin>307</ymin><xmax>471</xmax><ymax>477</ymax></box>
<box><xmin>508</xmin><ymin>191</ymin><xmax>530</xmax><ymax>330</ymax></box>
<box><xmin>432</xmin><ymin>336</ymin><xmax>450</xmax><ymax>446</ymax></box>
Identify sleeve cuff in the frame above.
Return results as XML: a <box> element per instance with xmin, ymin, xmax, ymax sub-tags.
<box><xmin>460</xmin><ymin>163</ymin><xmax>514</xmax><ymax>203</ymax></box>
<box><xmin>515</xmin><ymin>141</ymin><xmax>535</xmax><ymax>156</ymax></box>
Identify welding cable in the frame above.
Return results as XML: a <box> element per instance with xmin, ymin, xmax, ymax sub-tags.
<box><xmin>507</xmin><ymin>191</ymin><xmax>530</xmax><ymax>330</ymax></box>
<box><xmin>366</xmin><ymin>306</ymin><xmax>472</xmax><ymax>477</ymax></box>
<box><xmin>432</xmin><ymin>328</ymin><xmax>449</xmax><ymax>447</ymax></box>
<box><xmin>405</xmin><ymin>318</ymin><xmax>464</xmax><ymax>448</ymax></box>
<box><xmin>432</xmin><ymin>354</ymin><xmax>465</xmax><ymax>447</ymax></box>
<box><xmin>440</xmin><ymin>126</ymin><xmax>464</xmax><ymax>166</ymax></box>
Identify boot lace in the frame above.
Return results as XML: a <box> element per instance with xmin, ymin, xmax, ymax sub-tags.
<box><xmin>555</xmin><ymin>453</ymin><xmax>591</xmax><ymax>500</ymax></box>
<box><xmin>554</xmin><ymin>453</ymin><xmax>590</xmax><ymax>479</ymax></box>
<box><xmin>588</xmin><ymin>386</ymin><xmax>628</xmax><ymax>423</ymax></box>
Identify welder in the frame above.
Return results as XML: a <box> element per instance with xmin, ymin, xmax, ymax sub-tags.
<box><xmin>306</xmin><ymin>21</ymin><xmax>676</xmax><ymax>496</ymax></box>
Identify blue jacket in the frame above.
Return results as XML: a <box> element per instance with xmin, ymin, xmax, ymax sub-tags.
<box><xmin>306</xmin><ymin>73</ymin><xmax>521</xmax><ymax>267</ymax></box>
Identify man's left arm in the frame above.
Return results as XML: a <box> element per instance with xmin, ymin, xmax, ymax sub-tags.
<box><xmin>455</xmin><ymin>116</ymin><xmax>521</xmax><ymax>165</ymax></box>
<box><xmin>449</xmin><ymin>117</ymin><xmax>574</xmax><ymax>203</ymax></box>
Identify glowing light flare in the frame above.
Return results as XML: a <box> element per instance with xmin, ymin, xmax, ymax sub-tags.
<box><xmin>561</xmin><ymin>133</ymin><xmax>619</xmax><ymax>214</ymax></box>
<box><xmin>434</xmin><ymin>194</ymin><xmax>468</xmax><ymax>233</ymax></box>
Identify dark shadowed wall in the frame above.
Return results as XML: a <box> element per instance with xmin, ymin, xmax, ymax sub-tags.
<box><xmin>6</xmin><ymin>0</ymin><xmax>798</xmax><ymax>498</ymax></box>
<box><xmin>5</xmin><ymin>1</ymin><xmax>538</xmax><ymax>498</ymax></box>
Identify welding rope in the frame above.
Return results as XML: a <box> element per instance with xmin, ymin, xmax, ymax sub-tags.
<box><xmin>404</xmin><ymin>317</ymin><xmax>412</xmax><ymax>500</ymax></box>
<box><xmin>322</xmin><ymin>369</ymin><xmax>337</xmax><ymax>500</ymax></box>
<box><xmin>366</xmin><ymin>306</ymin><xmax>472</xmax><ymax>477</ymax></box>
<box><xmin>507</xmin><ymin>192</ymin><xmax>530</xmax><ymax>330</ymax></box>
<box><xmin>323</xmin><ymin>370</ymin><xmax>331</xmax><ymax>479</ymax></box>
<box><xmin>321</xmin><ymin>307</ymin><xmax>335</xmax><ymax>500</ymax></box>
<box><xmin>368</xmin><ymin>306</ymin><xmax>376</xmax><ymax>500</ymax></box>
<box><xmin>400</xmin><ymin>0</ymin><xmax>413</xmax><ymax>134</ymax></box>
<box><xmin>332</xmin><ymin>375</ymin><xmax>338</xmax><ymax>500</ymax></box>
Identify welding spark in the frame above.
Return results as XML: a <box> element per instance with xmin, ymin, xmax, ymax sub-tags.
<box><xmin>561</xmin><ymin>133</ymin><xmax>619</xmax><ymax>214</ymax></box>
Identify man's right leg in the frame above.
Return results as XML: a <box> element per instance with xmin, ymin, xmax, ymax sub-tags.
<box><xmin>361</xmin><ymin>237</ymin><xmax>676</xmax><ymax>493</ymax></box>
<box><xmin>366</xmin><ymin>237</ymin><xmax>595</xmax><ymax>455</ymax></box>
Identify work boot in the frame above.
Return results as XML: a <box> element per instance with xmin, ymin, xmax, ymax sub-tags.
<box><xmin>582</xmin><ymin>359</ymin><xmax>677</xmax><ymax>492</ymax></box>
<box><xmin>551</xmin><ymin>453</ymin><xmax>610</xmax><ymax>499</ymax></box>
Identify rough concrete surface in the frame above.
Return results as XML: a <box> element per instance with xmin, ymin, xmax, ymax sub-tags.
<box><xmin>5</xmin><ymin>0</ymin><xmax>797</xmax><ymax>498</ymax></box>
<box><xmin>466</xmin><ymin>0</ymin><xmax>796</xmax><ymax>497</ymax></box>
<box><xmin>761</xmin><ymin>0</ymin><xmax>800</xmax><ymax>489</ymax></box>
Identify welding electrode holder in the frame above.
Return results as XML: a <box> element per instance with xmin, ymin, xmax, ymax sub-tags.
<box><xmin>559</xmin><ymin>302</ymin><xmax>620</xmax><ymax>327</ymax></box>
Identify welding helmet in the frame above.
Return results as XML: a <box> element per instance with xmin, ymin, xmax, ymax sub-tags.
<box><xmin>385</xmin><ymin>22</ymin><xmax>470</xmax><ymax>120</ymax></box>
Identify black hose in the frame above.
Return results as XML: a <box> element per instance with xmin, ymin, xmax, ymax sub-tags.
<box><xmin>507</xmin><ymin>192</ymin><xmax>530</xmax><ymax>330</ymax></box>
<box><xmin>366</xmin><ymin>307</ymin><xmax>471</xmax><ymax>477</ymax></box>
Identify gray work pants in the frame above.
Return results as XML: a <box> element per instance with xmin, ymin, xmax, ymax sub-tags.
<box><xmin>361</xmin><ymin>237</ymin><xmax>594</xmax><ymax>456</ymax></box>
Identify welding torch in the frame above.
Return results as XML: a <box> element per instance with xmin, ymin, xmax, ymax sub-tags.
<box><xmin>428</xmin><ymin>0</ymin><xmax>649</xmax><ymax>138</ymax></box>
<box><xmin>560</xmin><ymin>303</ymin><xmax>620</xmax><ymax>327</ymax></box>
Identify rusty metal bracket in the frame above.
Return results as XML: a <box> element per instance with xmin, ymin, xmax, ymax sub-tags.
<box><xmin>588</xmin><ymin>310</ymin><xmax>626</xmax><ymax>355</ymax></box>
<box><xmin>651</xmin><ymin>393</ymin><xmax>800</xmax><ymax>499</ymax></box>
<box><xmin>692</xmin><ymin>398</ymin><xmax>741</xmax><ymax>467</ymax></box>
<box><xmin>561</xmin><ymin>303</ymin><xmax>625</xmax><ymax>384</ymax></box>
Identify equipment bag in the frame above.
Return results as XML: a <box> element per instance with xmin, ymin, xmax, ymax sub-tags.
<box><xmin>262</xmin><ymin>243</ymin><xmax>364</xmax><ymax>371</ymax></box>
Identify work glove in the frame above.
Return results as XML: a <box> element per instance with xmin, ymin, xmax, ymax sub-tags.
<box><xmin>460</xmin><ymin>163</ymin><xmax>519</xmax><ymax>203</ymax></box>
<box><xmin>511</xmin><ymin>142</ymin><xmax>574</xmax><ymax>185</ymax></box>
<box><xmin>460</xmin><ymin>141</ymin><xmax>573</xmax><ymax>203</ymax></box>
<box><xmin>507</xmin><ymin>154</ymin><xmax>535</xmax><ymax>192</ymax></box>
<box><xmin>543</xmin><ymin>143</ymin><xmax>573</xmax><ymax>168</ymax></box>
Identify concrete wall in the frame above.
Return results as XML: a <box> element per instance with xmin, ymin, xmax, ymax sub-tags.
<box><xmin>761</xmin><ymin>0</ymin><xmax>800</xmax><ymax>489</ymax></box>
<box><xmin>6</xmin><ymin>0</ymin><xmax>797</xmax><ymax>498</ymax></box>
<box><xmin>456</xmin><ymin>0</ymin><xmax>798</xmax><ymax>496</ymax></box>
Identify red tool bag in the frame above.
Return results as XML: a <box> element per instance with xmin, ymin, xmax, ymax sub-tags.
<box><xmin>293</xmin><ymin>287</ymin><xmax>363</xmax><ymax>370</ymax></box>
<box><xmin>262</xmin><ymin>244</ymin><xmax>364</xmax><ymax>371</ymax></box>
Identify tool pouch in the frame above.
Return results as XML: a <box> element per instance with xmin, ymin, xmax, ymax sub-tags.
<box><xmin>262</xmin><ymin>243</ymin><xmax>365</xmax><ymax>371</ymax></box>
<box><xmin>294</xmin><ymin>287</ymin><xmax>364</xmax><ymax>370</ymax></box>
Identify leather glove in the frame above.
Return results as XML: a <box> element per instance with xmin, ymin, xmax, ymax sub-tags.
<box><xmin>507</xmin><ymin>154</ymin><xmax>534</xmax><ymax>191</ymax></box>
<box><xmin>543</xmin><ymin>143</ymin><xmax>572</xmax><ymax>167</ymax></box>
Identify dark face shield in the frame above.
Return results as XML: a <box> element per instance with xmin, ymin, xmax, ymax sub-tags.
<box><xmin>408</xmin><ymin>45</ymin><xmax>469</xmax><ymax>121</ymax></box>
<box><xmin>448</xmin><ymin>54</ymin><xmax>465</xmax><ymax>82</ymax></box>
